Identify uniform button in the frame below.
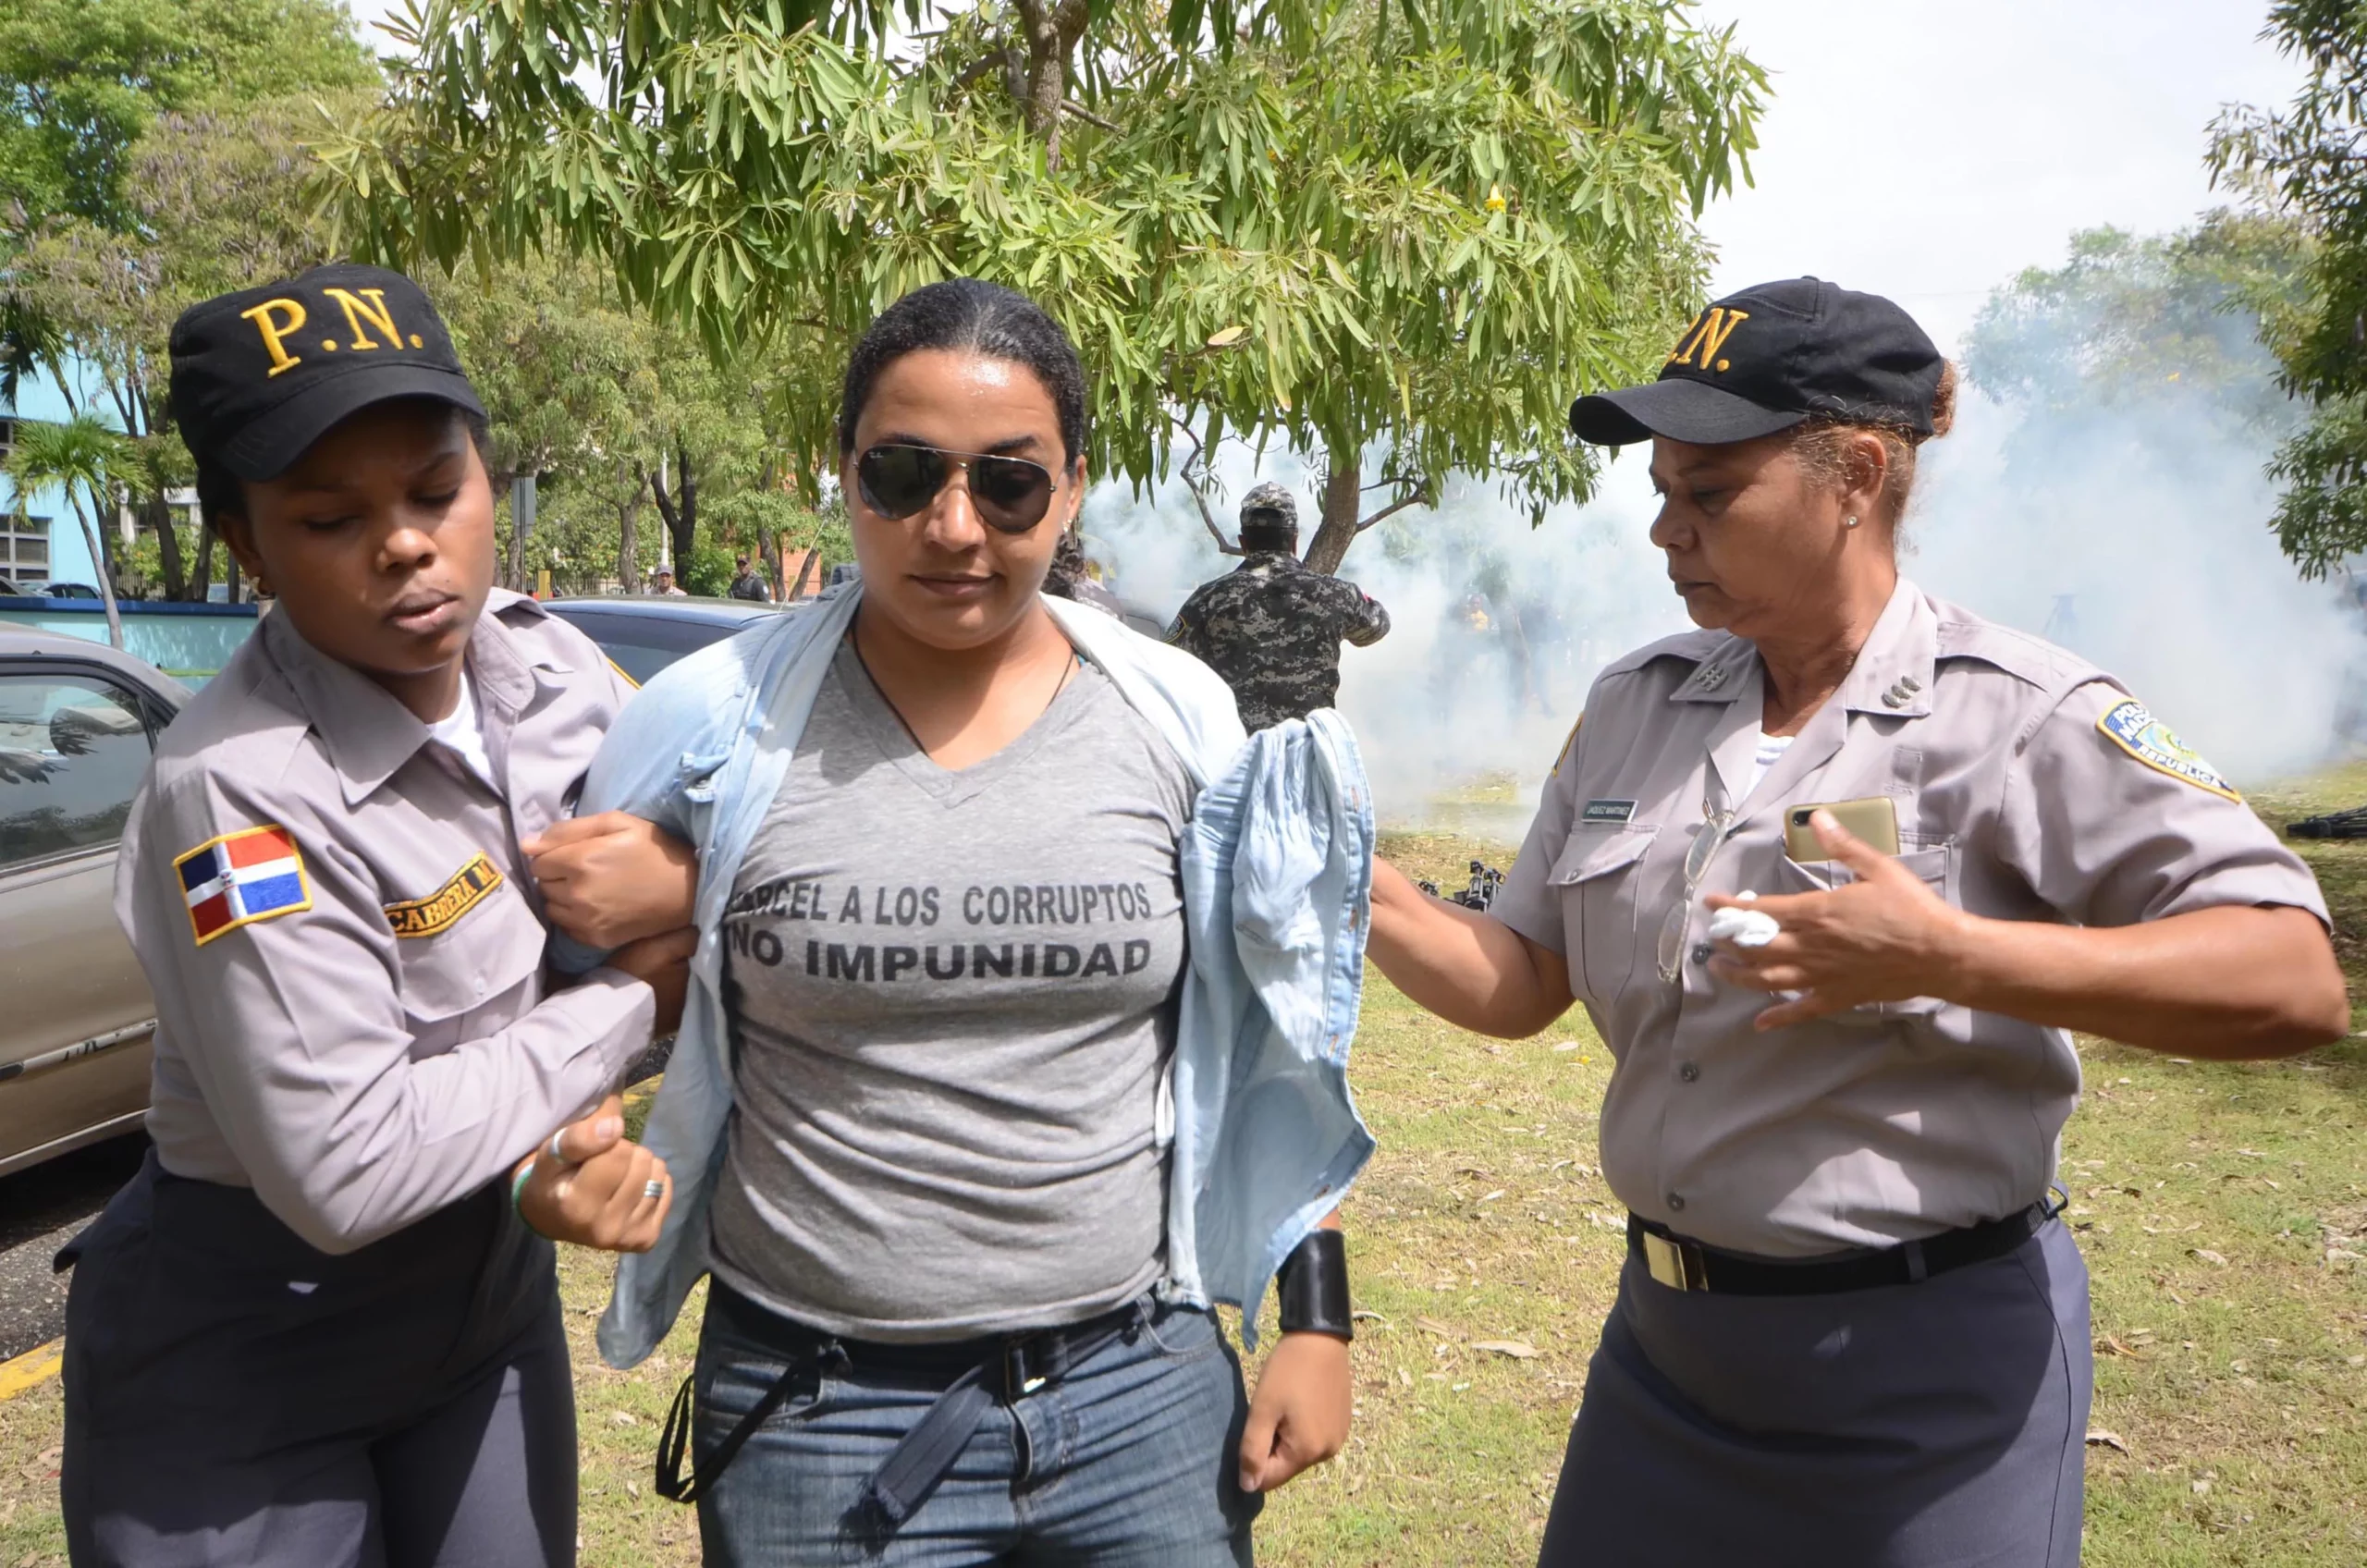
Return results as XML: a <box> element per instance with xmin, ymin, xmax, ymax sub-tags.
<box><xmin>1690</xmin><ymin>942</ymin><xmax>1712</xmax><ymax>964</ymax></box>
<box><xmin>1882</xmin><ymin>690</ymin><xmax>1906</xmax><ymax>709</ymax></box>
<box><xmin>1666</xmin><ymin>1193</ymin><xmax>1686</xmax><ymax>1213</ymax></box>
<box><xmin>1678</xmin><ymin>1061</ymin><xmax>1700</xmax><ymax>1083</ymax></box>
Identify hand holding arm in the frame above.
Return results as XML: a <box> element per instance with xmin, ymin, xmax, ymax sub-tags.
<box><xmin>1707</xmin><ymin>811</ymin><xmax>2349</xmax><ymax>1057</ymax></box>
<box><xmin>525</xmin><ymin>811</ymin><xmax>698</xmax><ymax>950</ymax></box>
<box><xmin>513</xmin><ymin>1094</ymin><xmax>672</xmax><ymax>1252</ymax></box>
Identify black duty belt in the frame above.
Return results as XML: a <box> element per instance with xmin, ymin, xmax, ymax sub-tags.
<box><xmin>657</xmin><ymin>1280</ymin><xmax>1149</xmax><ymax>1530</ymax></box>
<box><xmin>1627</xmin><ymin>1194</ymin><xmax>2066</xmax><ymax>1296</ymax></box>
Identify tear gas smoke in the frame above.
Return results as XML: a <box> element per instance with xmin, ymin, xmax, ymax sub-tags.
<box><xmin>1079</xmin><ymin>382</ymin><xmax>2361</xmax><ymax>836</ymax></box>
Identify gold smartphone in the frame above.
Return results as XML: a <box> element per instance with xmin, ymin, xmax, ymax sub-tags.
<box><xmin>1782</xmin><ymin>796</ymin><xmax>1900</xmax><ymax>860</ymax></box>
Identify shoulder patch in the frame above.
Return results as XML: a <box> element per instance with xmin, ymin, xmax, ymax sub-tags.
<box><xmin>385</xmin><ymin>852</ymin><xmax>506</xmax><ymax>938</ymax></box>
<box><xmin>175</xmin><ymin>825</ymin><xmax>312</xmax><ymax>946</ymax></box>
<box><xmin>2095</xmin><ymin>700</ymin><xmax>2239</xmax><ymax>802</ymax></box>
<box><xmin>1551</xmin><ymin>712</ymin><xmax>1583</xmax><ymax>776</ymax></box>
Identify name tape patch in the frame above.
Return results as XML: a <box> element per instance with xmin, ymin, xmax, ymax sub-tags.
<box><xmin>385</xmin><ymin>852</ymin><xmax>505</xmax><ymax>938</ymax></box>
<box><xmin>1581</xmin><ymin>799</ymin><xmax>1637</xmax><ymax>825</ymax></box>
<box><xmin>2096</xmin><ymin>699</ymin><xmax>2238</xmax><ymax>802</ymax></box>
<box><xmin>176</xmin><ymin>824</ymin><xmax>312</xmax><ymax>946</ymax></box>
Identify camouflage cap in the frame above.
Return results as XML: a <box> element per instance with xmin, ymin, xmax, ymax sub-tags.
<box><xmin>1240</xmin><ymin>481</ymin><xmax>1298</xmax><ymax>526</ymax></box>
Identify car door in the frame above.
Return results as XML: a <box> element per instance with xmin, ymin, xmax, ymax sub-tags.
<box><xmin>0</xmin><ymin>662</ymin><xmax>163</xmax><ymax>1174</ymax></box>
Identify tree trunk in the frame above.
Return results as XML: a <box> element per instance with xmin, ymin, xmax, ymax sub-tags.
<box><xmin>142</xmin><ymin>492</ymin><xmax>187</xmax><ymax>601</ymax></box>
<box><xmin>72</xmin><ymin>496</ymin><xmax>123</xmax><ymax>649</ymax></box>
<box><xmin>649</xmin><ymin>443</ymin><xmax>697</xmax><ymax>575</ymax></box>
<box><xmin>616</xmin><ymin>462</ymin><xmax>644</xmax><ymax>593</ymax></box>
<box><xmin>190</xmin><ymin>519</ymin><xmax>217</xmax><ymax>603</ymax></box>
<box><xmin>1302</xmin><ymin>452</ymin><xmax>1363</xmax><ymax>576</ymax></box>
<box><xmin>1015</xmin><ymin>0</ymin><xmax>1088</xmax><ymax>170</ymax></box>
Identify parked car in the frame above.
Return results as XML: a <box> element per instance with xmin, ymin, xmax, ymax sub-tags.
<box><xmin>0</xmin><ymin>631</ymin><xmax>190</xmax><ymax>1175</ymax></box>
<box><xmin>541</xmin><ymin>594</ymin><xmax>803</xmax><ymax>685</ymax></box>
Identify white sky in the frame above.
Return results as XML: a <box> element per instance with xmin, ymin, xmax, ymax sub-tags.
<box><xmin>1688</xmin><ymin>0</ymin><xmax>2302</xmax><ymax>350</ymax></box>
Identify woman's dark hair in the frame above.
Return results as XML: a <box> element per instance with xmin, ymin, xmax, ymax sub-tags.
<box><xmin>192</xmin><ymin>400</ymin><xmax>492</xmax><ymax>529</ymax></box>
<box><xmin>838</xmin><ymin>279</ymin><xmax>1087</xmax><ymax>465</ymax></box>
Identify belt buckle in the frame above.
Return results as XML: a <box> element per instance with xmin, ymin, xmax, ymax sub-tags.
<box><xmin>1641</xmin><ymin>1231</ymin><xmax>1705</xmax><ymax>1292</ymax></box>
<box><xmin>1003</xmin><ymin>1341</ymin><xmax>1046</xmax><ymax>1400</ymax></box>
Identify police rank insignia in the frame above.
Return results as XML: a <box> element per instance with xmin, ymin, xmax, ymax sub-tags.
<box><xmin>2096</xmin><ymin>700</ymin><xmax>2238</xmax><ymax>802</ymax></box>
<box><xmin>385</xmin><ymin>853</ymin><xmax>504</xmax><ymax>938</ymax></box>
<box><xmin>176</xmin><ymin>825</ymin><xmax>312</xmax><ymax>945</ymax></box>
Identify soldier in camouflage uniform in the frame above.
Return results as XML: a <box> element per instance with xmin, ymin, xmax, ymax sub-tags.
<box><xmin>1166</xmin><ymin>481</ymin><xmax>1391</xmax><ymax>730</ymax></box>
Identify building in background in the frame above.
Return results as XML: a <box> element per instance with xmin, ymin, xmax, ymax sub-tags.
<box><xmin>1</xmin><ymin>361</ymin><xmax>108</xmax><ymax>593</ymax></box>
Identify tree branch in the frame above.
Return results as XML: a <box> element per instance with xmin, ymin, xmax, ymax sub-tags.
<box><xmin>1167</xmin><ymin>409</ymin><xmax>1245</xmax><ymax>556</ymax></box>
<box><xmin>1355</xmin><ymin>484</ymin><xmax>1432</xmax><ymax>533</ymax></box>
<box><xmin>1062</xmin><ymin>99</ymin><xmax>1120</xmax><ymax>133</ymax></box>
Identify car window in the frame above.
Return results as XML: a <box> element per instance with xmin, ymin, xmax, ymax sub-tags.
<box><xmin>549</xmin><ymin>609</ymin><xmax>748</xmax><ymax>684</ymax></box>
<box><xmin>0</xmin><ymin>672</ymin><xmax>154</xmax><ymax>868</ymax></box>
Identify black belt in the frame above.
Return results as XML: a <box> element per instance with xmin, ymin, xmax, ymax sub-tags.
<box><xmin>657</xmin><ymin>1280</ymin><xmax>1149</xmax><ymax>1531</ymax></box>
<box><xmin>1626</xmin><ymin>1194</ymin><xmax>2065</xmax><ymax>1296</ymax></box>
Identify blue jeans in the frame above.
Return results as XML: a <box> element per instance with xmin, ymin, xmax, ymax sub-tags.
<box><xmin>692</xmin><ymin>1284</ymin><xmax>1259</xmax><ymax>1566</ymax></box>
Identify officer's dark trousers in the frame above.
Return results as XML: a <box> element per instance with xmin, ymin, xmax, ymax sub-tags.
<box><xmin>1539</xmin><ymin>1219</ymin><xmax>2091</xmax><ymax>1567</ymax></box>
<box><xmin>59</xmin><ymin>1154</ymin><xmax>577</xmax><ymax>1568</ymax></box>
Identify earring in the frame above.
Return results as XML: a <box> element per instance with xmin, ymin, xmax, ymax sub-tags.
<box><xmin>1845</xmin><ymin>516</ymin><xmax>1860</xmax><ymax>530</ymax></box>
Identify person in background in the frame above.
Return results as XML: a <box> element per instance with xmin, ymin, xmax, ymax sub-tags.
<box><xmin>728</xmin><ymin>553</ymin><xmax>773</xmax><ymax>602</ymax></box>
<box><xmin>559</xmin><ymin>278</ymin><xmax>1373</xmax><ymax>1565</ymax></box>
<box><xmin>1165</xmin><ymin>482</ymin><xmax>1390</xmax><ymax>731</ymax></box>
<box><xmin>60</xmin><ymin>263</ymin><xmax>702</xmax><ymax>1568</ymax></box>
<box><xmin>1363</xmin><ymin>277</ymin><xmax>2349</xmax><ymax>1568</ymax></box>
<box><xmin>652</xmin><ymin>566</ymin><xmax>687</xmax><ymax>596</ymax></box>
<box><xmin>1043</xmin><ymin>524</ymin><xmax>1122</xmax><ymax>616</ymax></box>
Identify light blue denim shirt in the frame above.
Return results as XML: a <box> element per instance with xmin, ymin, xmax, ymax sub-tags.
<box><xmin>568</xmin><ymin>587</ymin><xmax>1375</xmax><ymax>1367</ymax></box>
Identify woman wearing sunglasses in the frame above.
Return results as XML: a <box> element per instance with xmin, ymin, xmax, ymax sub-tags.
<box><xmin>542</xmin><ymin>278</ymin><xmax>1375</xmax><ymax>1565</ymax></box>
<box><xmin>1364</xmin><ymin>279</ymin><xmax>2346</xmax><ymax>1567</ymax></box>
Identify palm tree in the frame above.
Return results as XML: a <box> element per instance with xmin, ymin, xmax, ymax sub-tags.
<box><xmin>8</xmin><ymin>414</ymin><xmax>128</xmax><ymax>647</ymax></box>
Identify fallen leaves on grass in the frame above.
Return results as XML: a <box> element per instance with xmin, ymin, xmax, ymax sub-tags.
<box><xmin>2086</xmin><ymin>1429</ymin><xmax>2130</xmax><ymax>1454</ymax></box>
<box><xmin>2190</xmin><ymin>1248</ymin><xmax>2230</xmax><ymax>1267</ymax></box>
<box><xmin>1472</xmin><ymin>1340</ymin><xmax>1540</xmax><ymax>1359</ymax></box>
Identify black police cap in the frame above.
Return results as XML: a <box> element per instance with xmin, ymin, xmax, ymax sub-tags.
<box><xmin>169</xmin><ymin>263</ymin><xmax>484</xmax><ymax>482</ymax></box>
<box><xmin>1569</xmin><ymin>278</ymin><xmax>1943</xmax><ymax>447</ymax></box>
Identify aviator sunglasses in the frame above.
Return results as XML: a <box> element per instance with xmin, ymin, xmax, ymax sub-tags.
<box><xmin>854</xmin><ymin>443</ymin><xmax>1061</xmax><ymax>533</ymax></box>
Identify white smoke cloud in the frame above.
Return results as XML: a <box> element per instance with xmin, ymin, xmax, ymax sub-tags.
<box><xmin>1081</xmin><ymin>379</ymin><xmax>2361</xmax><ymax>834</ymax></box>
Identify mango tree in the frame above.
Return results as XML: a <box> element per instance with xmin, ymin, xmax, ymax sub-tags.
<box><xmin>324</xmin><ymin>0</ymin><xmax>1764</xmax><ymax>571</ymax></box>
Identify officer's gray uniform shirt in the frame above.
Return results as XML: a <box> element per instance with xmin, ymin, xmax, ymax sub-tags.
<box><xmin>116</xmin><ymin>592</ymin><xmax>656</xmax><ymax>1254</ymax></box>
<box><xmin>1492</xmin><ymin>579</ymin><xmax>2328</xmax><ymax>1257</ymax></box>
<box><xmin>709</xmin><ymin>643</ymin><xmax>1194</xmax><ymax>1342</ymax></box>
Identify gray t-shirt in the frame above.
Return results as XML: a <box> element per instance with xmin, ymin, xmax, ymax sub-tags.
<box><xmin>708</xmin><ymin>642</ymin><xmax>1195</xmax><ymax>1341</ymax></box>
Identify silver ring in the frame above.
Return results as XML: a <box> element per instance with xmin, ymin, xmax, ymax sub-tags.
<box><xmin>643</xmin><ymin>1179</ymin><xmax>665</xmax><ymax>1199</ymax></box>
<box><xmin>546</xmin><ymin>1131</ymin><xmax>570</xmax><ymax>1164</ymax></box>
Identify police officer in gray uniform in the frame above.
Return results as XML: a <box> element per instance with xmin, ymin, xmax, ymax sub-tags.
<box><xmin>59</xmin><ymin>265</ymin><xmax>694</xmax><ymax>1567</ymax></box>
<box><xmin>1365</xmin><ymin>278</ymin><xmax>2349</xmax><ymax>1566</ymax></box>
<box><xmin>1166</xmin><ymin>483</ymin><xmax>1390</xmax><ymax>730</ymax></box>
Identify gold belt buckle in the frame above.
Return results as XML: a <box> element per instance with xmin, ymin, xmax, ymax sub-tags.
<box><xmin>1642</xmin><ymin>1231</ymin><xmax>1704</xmax><ymax>1292</ymax></box>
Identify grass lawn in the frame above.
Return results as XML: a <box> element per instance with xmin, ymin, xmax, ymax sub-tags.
<box><xmin>10</xmin><ymin>767</ymin><xmax>2367</xmax><ymax>1564</ymax></box>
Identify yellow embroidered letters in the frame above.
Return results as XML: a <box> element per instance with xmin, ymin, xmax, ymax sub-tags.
<box><xmin>324</xmin><ymin>287</ymin><xmax>402</xmax><ymax>351</ymax></box>
<box><xmin>385</xmin><ymin>853</ymin><xmax>505</xmax><ymax>938</ymax></box>
<box><xmin>239</xmin><ymin>299</ymin><xmax>308</xmax><ymax>377</ymax></box>
<box><xmin>1666</xmin><ymin>308</ymin><xmax>1751</xmax><ymax>373</ymax></box>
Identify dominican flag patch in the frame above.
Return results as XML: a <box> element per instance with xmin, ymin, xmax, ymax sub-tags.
<box><xmin>174</xmin><ymin>824</ymin><xmax>312</xmax><ymax>946</ymax></box>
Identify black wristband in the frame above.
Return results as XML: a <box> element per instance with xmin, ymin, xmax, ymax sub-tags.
<box><xmin>1276</xmin><ymin>1227</ymin><xmax>1353</xmax><ymax>1340</ymax></box>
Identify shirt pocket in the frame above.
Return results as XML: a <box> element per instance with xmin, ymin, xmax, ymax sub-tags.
<box><xmin>392</xmin><ymin>879</ymin><xmax>547</xmax><ymax>1058</ymax></box>
<box><xmin>1550</xmin><ymin>825</ymin><xmax>1660</xmax><ymax>1009</ymax></box>
<box><xmin>1769</xmin><ymin>840</ymin><xmax>1955</xmax><ymax>1023</ymax></box>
